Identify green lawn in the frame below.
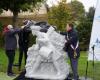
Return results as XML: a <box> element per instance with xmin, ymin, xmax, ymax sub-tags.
<box><xmin>78</xmin><ymin>51</ymin><xmax>100</xmax><ymax>80</ymax></box>
<box><xmin>0</xmin><ymin>48</ymin><xmax>100</xmax><ymax>80</ymax></box>
<box><xmin>0</xmin><ymin>72</ymin><xmax>15</xmax><ymax>80</ymax></box>
<box><xmin>0</xmin><ymin>48</ymin><xmax>25</xmax><ymax>74</ymax></box>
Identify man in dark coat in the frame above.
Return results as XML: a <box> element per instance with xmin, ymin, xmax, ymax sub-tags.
<box><xmin>18</xmin><ymin>22</ymin><xmax>31</xmax><ymax>71</ymax></box>
<box><xmin>60</xmin><ymin>23</ymin><xmax>80</xmax><ymax>80</ymax></box>
<box><xmin>4</xmin><ymin>25</ymin><xmax>20</xmax><ymax>76</ymax></box>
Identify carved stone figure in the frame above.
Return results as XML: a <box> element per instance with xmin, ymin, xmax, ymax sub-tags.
<box><xmin>25</xmin><ymin>22</ymin><xmax>69</xmax><ymax>80</ymax></box>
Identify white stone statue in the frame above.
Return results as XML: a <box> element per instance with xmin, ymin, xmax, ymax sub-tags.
<box><xmin>25</xmin><ymin>23</ymin><xmax>69</xmax><ymax>80</ymax></box>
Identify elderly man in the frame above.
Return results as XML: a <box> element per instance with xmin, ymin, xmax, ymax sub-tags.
<box><xmin>4</xmin><ymin>25</ymin><xmax>20</xmax><ymax>76</ymax></box>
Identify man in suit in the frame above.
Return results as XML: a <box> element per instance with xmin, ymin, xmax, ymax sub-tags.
<box><xmin>4</xmin><ymin>25</ymin><xmax>20</xmax><ymax>76</ymax></box>
<box><xmin>60</xmin><ymin>23</ymin><xmax>80</xmax><ymax>80</ymax></box>
<box><xmin>18</xmin><ymin>21</ymin><xmax>31</xmax><ymax>71</ymax></box>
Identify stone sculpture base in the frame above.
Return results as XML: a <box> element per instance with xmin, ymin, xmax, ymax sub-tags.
<box><xmin>25</xmin><ymin>55</ymin><xmax>69</xmax><ymax>80</ymax></box>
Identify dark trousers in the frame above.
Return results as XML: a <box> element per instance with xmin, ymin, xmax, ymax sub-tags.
<box><xmin>70</xmin><ymin>58</ymin><xmax>79</xmax><ymax>80</ymax></box>
<box><xmin>18</xmin><ymin>47</ymin><xmax>27</xmax><ymax>69</ymax></box>
<box><xmin>5</xmin><ymin>50</ymin><xmax>15</xmax><ymax>74</ymax></box>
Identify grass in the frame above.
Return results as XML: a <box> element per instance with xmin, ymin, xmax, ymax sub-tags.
<box><xmin>0</xmin><ymin>48</ymin><xmax>100</xmax><ymax>80</ymax></box>
<box><xmin>0</xmin><ymin>48</ymin><xmax>25</xmax><ymax>73</ymax></box>
<box><xmin>0</xmin><ymin>72</ymin><xmax>15</xmax><ymax>80</ymax></box>
<box><xmin>78</xmin><ymin>51</ymin><xmax>100</xmax><ymax>80</ymax></box>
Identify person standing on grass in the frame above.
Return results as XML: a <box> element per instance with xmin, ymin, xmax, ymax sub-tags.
<box><xmin>17</xmin><ymin>20</ymin><xmax>31</xmax><ymax>71</ymax></box>
<box><xmin>60</xmin><ymin>23</ymin><xmax>80</xmax><ymax>80</ymax></box>
<box><xmin>3</xmin><ymin>25</ymin><xmax>20</xmax><ymax>76</ymax></box>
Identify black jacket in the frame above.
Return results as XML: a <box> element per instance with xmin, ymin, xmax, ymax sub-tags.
<box><xmin>60</xmin><ymin>29</ymin><xmax>80</xmax><ymax>58</ymax></box>
<box><xmin>18</xmin><ymin>27</ymin><xmax>31</xmax><ymax>49</ymax></box>
<box><xmin>4</xmin><ymin>28</ymin><xmax>20</xmax><ymax>50</ymax></box>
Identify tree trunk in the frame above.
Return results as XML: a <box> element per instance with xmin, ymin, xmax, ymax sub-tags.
<box><xmin>12</xmin><ymin>11</ymin><xmax>18</xmax><ymax>27</ymax></box>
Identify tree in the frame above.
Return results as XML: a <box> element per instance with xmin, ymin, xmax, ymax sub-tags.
<box><xmin>0</xmin><ymin>0</ymin><xmax>45</xmax><ymax>27</ymax></box>
<box><xmin>76</xmin><ymin>7</ymin><xmax>95</xmax><ymax>50</ymax></box>
<box><xmin>86</xmin><ymin>7</ymin><xmax>95</xmax><ymax>22</ymax></box>
<box><xmin>67</xmin><ymin>0</ymin><xmax>85</xmax><ymax>22</ymax></box>
<box><xmin>48</xmin><ymin>0</ymin><xmax>71</xmax><ymax>31</ymax></box>
<box><xmin>47</xmin><ymin>0</ymin><xmax>85</xmax><ymax>31</ymax></box>
<box><xmin>0</xmin><ymin>9</ymin><xmax>3</xmax><ymax>14</ymax></box>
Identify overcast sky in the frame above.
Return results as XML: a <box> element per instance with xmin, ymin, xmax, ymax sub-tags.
<box><xmin>47</xmin><ymin>0</ymin><xmax>98</xmax><ymax>12</ymax></box>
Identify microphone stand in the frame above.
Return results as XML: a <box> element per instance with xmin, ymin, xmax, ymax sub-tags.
<box><xmin>85</xmin><ymin>45</ymin><xmax>95</xmax><ymax>80</ymax></box>
<box><xmin>91</xmin><ymin>45</ymin><xmax>95</xmax><ymax>80</ymax></box>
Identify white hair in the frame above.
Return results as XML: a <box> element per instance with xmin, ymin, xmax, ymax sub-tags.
<box><xmin>7</xmin><ymin>25</ymin><xmax>13</xmax><ymax>29</ymax></box>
